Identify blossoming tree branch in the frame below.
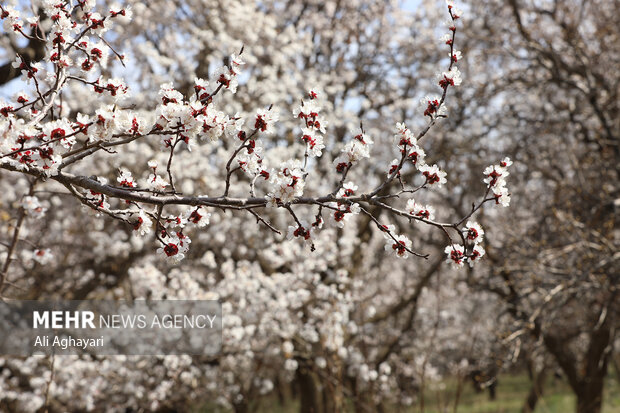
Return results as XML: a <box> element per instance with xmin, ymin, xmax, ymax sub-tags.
<box><xmin>0</xmin><ymin>0</ymin><xmax>511</xmax><ymax>278</ymax></box>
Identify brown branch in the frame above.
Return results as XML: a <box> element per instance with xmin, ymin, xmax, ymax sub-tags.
<box><xmin>0</xmin><ymin>179</ymin><xmax>37</xmax><ymax>297</ymax></box>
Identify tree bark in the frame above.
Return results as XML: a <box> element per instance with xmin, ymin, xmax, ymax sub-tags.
<box><xmin>297</xmin><ymin>366</ymin><xmax>322</xmax><ymax>413</ymax></box>
<box><xmin>522</xmin><ymin>365</ymin><xmax>546</xmax><ymax>413</ymax></box>
<box><xmin>576</xmin><ymin>388</ymin><xmax>604</xmax><ymax>413</ymax></box>
<box><xmin>575</xmin><ymin>323</ymin><xmax>611</xmax><ymax>413</ymax></box>
<box><xmin>575</xmin><ymin>364</ymin><xmax>607</xmax><ymax>413</ymax></box>
<box><xmin>233</xmin><ymin>401</ymin><xmax>249</xmax><ymax>413</ymax></box>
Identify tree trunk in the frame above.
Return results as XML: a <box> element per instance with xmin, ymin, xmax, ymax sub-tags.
<box><xmin>233</xmin><ymin>401</ymin><xmax>249</xmax><ymax>413</ymax></box>
<box><xmin>274</xmin><ymin>375</ymin><xmax>287</xmax><ymax>406</ymax></box>
<box><xmin>522</xmin><ymin>365</ymin><xmax>546</xmax><ymax>413</ymax></box>
<box><xmin>541</xmin><ymin>320</ymin><xmax>613</xmax><ymax>413</ymax></box>
<box><xmin>297</xmin><ymin>366</ymin><xmax>322</xmax><ymax>413</ymax></box>
<box><xmin>575</xmin><ymin>377</ymin><xmax>605</xmax><ymax>413</ymax></box>
<box><xmin>575</xmin><ymin>323</ymin><xmax>612</xmax><ymax>413</ymax></box>
<box><xmin>322</xmin><ymin>358</ymin><xmax>344</xmax><ymax>413</ymax></box>
<box><xmin>488</xmin><ymin>380</ymin><xmax>497</xmax><ymax>401</ymax></box>
<box><xmin>322</xmin><ymin>378</ymin><xmax>340</xmax><ymax>413</ymax></box>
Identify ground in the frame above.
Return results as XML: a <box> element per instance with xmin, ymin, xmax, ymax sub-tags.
<box><xmin>197</xmin><ymin>370</ymin><xmax>620</xmax><ymax>412</ymax></box>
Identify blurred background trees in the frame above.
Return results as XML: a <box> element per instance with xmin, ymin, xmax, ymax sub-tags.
<box><xmin>0</xmin><ymin>0</ymin><xmax>618</xmax><ymax>412</ymax></box>
<box><xmin>459</xmin><ymin>1</ymin><xmax>619</xmax><ymax>412</ymax></box>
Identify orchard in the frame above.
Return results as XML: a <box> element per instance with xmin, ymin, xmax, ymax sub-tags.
<box><xmin>0</xmin><ymin>0</ymin><xmax>617</xmax><ymax>412</ymax></box>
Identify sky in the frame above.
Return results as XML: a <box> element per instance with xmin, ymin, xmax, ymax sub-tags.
<box><xmin>402</xmin><ymin>0</ymin><xmax>423</xmax><ymax>12</ymax></box>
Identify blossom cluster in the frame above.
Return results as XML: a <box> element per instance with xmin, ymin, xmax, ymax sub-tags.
<box><xmin>383</xmin><ymin>224</ymin><xmax>413</xmax><ymax>259</ymax></box>
<box><xmin>237</xmin><ymin>107</ymin><xmax>278</xmax><ymax>180</ymax></box>
<box><xmin>444</xmin><ymin>157</ymin><xmax>512</xmax><ymax>267</ymax></box>
<box><xmin>334</xmin><ymin>131</ymin><xmax>373</xmax><ymax>173</ymax></box>
<box><xmin>154</xmin><ymin>78</ymin><xmax>244</xmax><ymax>149</ymax></box>
<box><xmin>294</xmin><ymin>87</ymin><xmax>327</xmax><ymax>157</ymax></box>
<box><xmin>484</xmin><ymin>157</ymin><xmax>513</xmax><ymax>207</ymax></box>
<box><xmin>391</xmin><ymin>116</ymin><xmax>448</xmax><ymax>190</ymax></box>
<box><xmin>444</xmin><ymin>221</ymin><xmax>486</xmax><ymax>268</ymax></box>
<box><xmin>331</xmin><ymin>182</ymin><xmax>361</xmax><ymax>228</ymax></box>
<box><xmin>406</xmin><ymin>199</ymin><xmax>435</xmax><ymax>221</ymax></box>
<box><xmin>150</xmin><ymin>207</ymin><xmax>210</xmax><ymax>262</ymax></box>
<box><xmin>267</xmin><ymin>160</ymin><xmax>305</xmax><ymax>206</ymax></box>
<box><xmin>21</xmin><ymin>195</ymin><xmax>47</xmax><ymax>219</ymax></box>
